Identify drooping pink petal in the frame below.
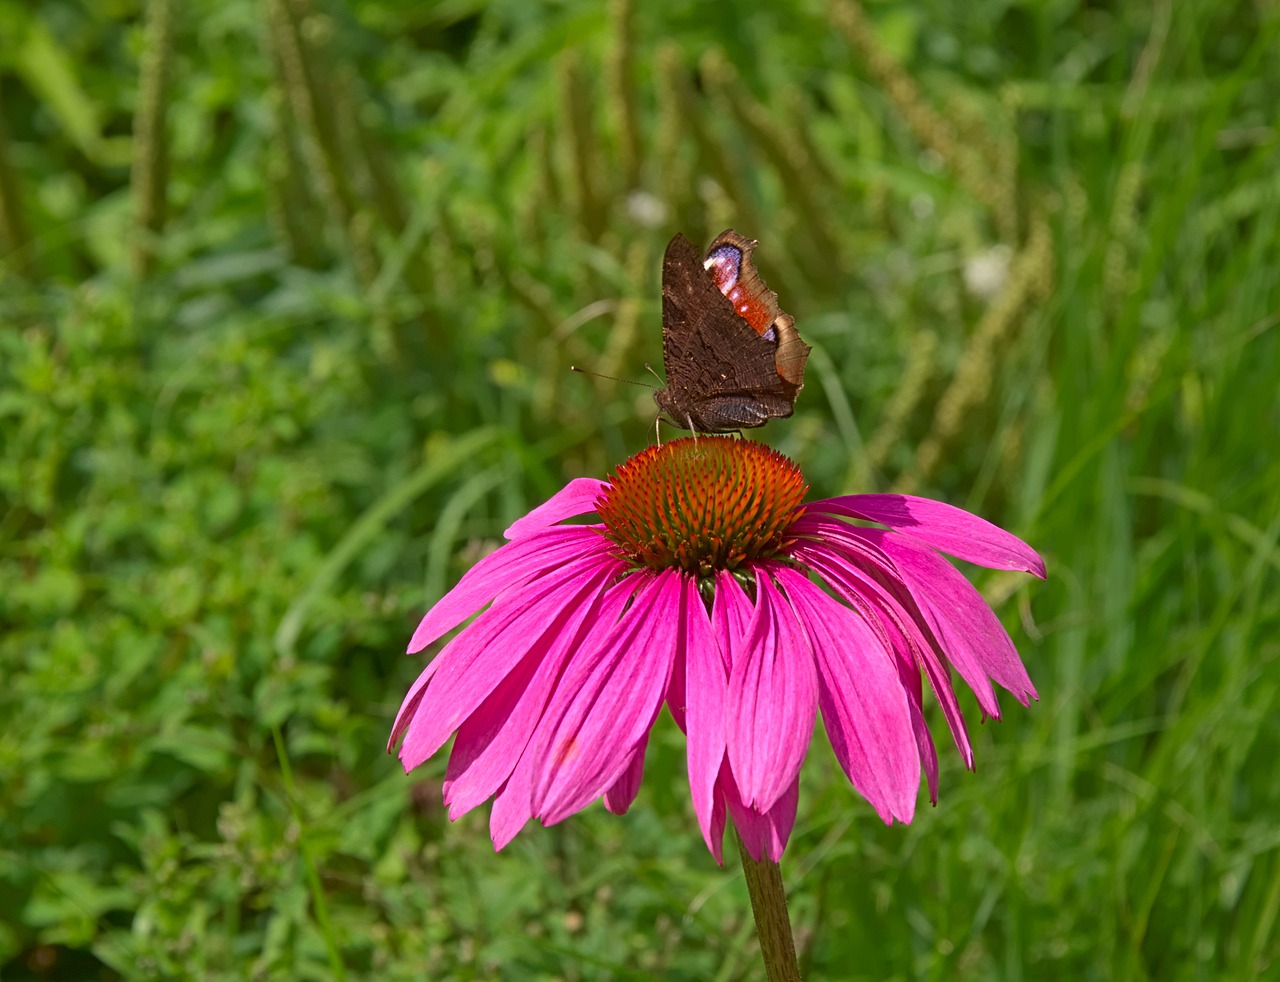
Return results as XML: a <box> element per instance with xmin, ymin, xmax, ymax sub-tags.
<box><xmin>829</xmin><ymin>562</ymin><xmax>941</xmax><ymax>803</ymax></box>
<box><xmin>387</xmin><ymin>655</ymin><xmax>444</xmax><ymax>751</ymax></box>
<box><xmin>504</xmin><ymin>478</ymin><xmax>609</xmax><ymax>540</ymax></box>
<box><xmin>603</xmin><ymin>737</ymin><xmax>648</xmax><ymax>815</ymax></box>
<box><xmin>684</xmin><ymin>573</ymin><xmax>727</xmax><ymax>858</ymax></box>
<box><xmin>786</xmin><ymin>524</ymin><xmax>916</xmax><ymax>677</ymax></box>
<box><xmin>665</xmin><ymin>604</ymin><xmax>688</xmax><ymax>733</ymax></box>
<box><xmin>399</xmin><ymin>556</ymin><xmax>622</xmax><ymax>770</ymax></box>
<box><xmin>725</xmin><ymin>571</ymin><xmax>818</xmax><ymax>814</ymax></box>
<box><xmin>865</xmin><ymin>527</ymin><xmax>1038</xmax><ymax>707</ymax></box>
<box><xmin>490</xmin><ymin>764</ymin><xmax>534</xmax><ymax>850</ymax></box>
<box><xmin>896</xmin><ymin>648</ymin><xmax>939</xmax><ymax>803</ymax></box>
<box><xmin>774</xmin><ymin>567</ymin><xmax>918</xmax><ymax>824</ymax></box>
<box><xmin>441</xmin><ymin>560</ymin><xmax>624</xmax><ymax>818</ymax></box>
<box><xmin>443</xmin><ymin>648</ymin><xmax>542</xmax><ymax>820</ymax></box>
<box><xmin>712</xmin><ymin>572</ymin><xmax>752</xmax><ymax>667</ymax></box>
<box><xmin>533</xmin><ymin>571</ymin><xmax>682</xmax><ymax>825</ymax></box>
<box><xmin>399</xmin><ymin>614</ymin><xmax>518</xmax><ymax>768</ymax></box>
<box><xmin>811</xmin><ymin>494</ymin><xmax>1045</xmax><ymax>578</ymax></box>
<box><xmin>486</xmin><ymin>580</ymin><xmax>638</xmax><ymax>850</ymax></box>
<box><xmin>802</xmin><ymin>519</ymin><xmax>1002</xmax><ymax>717</ymax></box>
<box><xmin>789</xmin><ymin>535</ymin><xmax>941</xmax><ymax>799</ymax></box>
<box><xmin>408</xmin><ymin>524</ymin><xmax>609</xmax><ymax>653</ymax></box>
<box><xmin>794</xmin><ymin>534</ymin><xmax>974</xmax><ymax>770</ymax></box>
<box><xmin>720</xmin><ymin>761</ymin><xmax>799</xmax><ymax>863</ymax></box>
<box><xmin>706</xmin><ymin>781</ymin><xmax>728</xmax><ymax>865</ymax></box>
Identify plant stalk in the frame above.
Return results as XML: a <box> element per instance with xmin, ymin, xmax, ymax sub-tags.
<box><xmin>735</xmin><ymin>828</ymin><xmax>801</xmax><ymax>981</ymax></box>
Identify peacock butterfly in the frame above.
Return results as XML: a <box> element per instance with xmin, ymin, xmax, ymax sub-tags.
<box><xmin>654</xmin><ymin>230</ymin><xmax>810</xmax><ymax>433</ymax></box>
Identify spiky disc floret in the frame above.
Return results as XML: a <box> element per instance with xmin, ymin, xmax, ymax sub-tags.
<box><xmin>596</xmin><ymin>437</ymin><xmax>807</xmax><ymax>577</ymax></box>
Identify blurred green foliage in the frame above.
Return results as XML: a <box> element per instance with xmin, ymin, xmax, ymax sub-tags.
<box><xmin>2</xmin><ymin>0</ymin><xmax>1278</xmax><ymax>978</ymax></box>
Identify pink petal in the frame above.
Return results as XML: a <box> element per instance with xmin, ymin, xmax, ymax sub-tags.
<box><xmin>443</xmin><ymin>649</ymin><xmax>540</xmax><ymax>819</ymax></box>
<box><xmin>897</xmin><ymin>650</ymin><xmax>940</xmax><ymax>803</ymax></box>
<box><xmin>712</xmin><ymin>572</ymin><xmax>752</xmax><ymax>667</ymax></box>
<box><xmin>490</xmin><ymin>763</ymin><xmax>534</xmax><ymax>850</ymax></box>
<box><xmin>811</xmin><ymin>494</ymin><xmax>1045</xmax><ymax>578</ymax></box>
<box><xmin>867</xmin><ymin>527</ymin><xmax>1038</xmax><ymax>707</ymax></box>
<box><xmin>684</xmin><ymin>574</ymin><xmax>728</xmax><ymax>857</ymax></box>
<box><xmin>399</xmin><ymin>556</ymin><xmax>622</xmax><ymax>770</ymax></box>
<box><xmin>603</xmin><ymin>737</ymin><xmax>648</xmax><ymax>814</ymax></box>
<box><xmin>487</xmin><ymin>581</ymin><xmax>639</xmax><ymax>851</ymax></box>
<box><xmin>533</xmin><ymin>571</ymin><xmax>681</xmax><ymax>825</ymax></box>
<box><xmin>666</xmin><ymin>618</ymin><xmax>688</xmax><ymax>733</ymax></box>
<box><xmin>504</xmin><ymin>478</ymin><xmax>609</xmax><ymax>540</ymax></box>
<box><xmin>774</xmin><ymin>567</ymin><xmax>918</xmax><ymax>824</ymax></box>
<box><xmin>725</xmin><ymin>572</ymin><xmax>818</xmax><ymax>814</ymax></box>
<box><xmin>720</xmin><ymin>761</ymin><xmax>799</xmax><ymax>863</ymax></box>
<box><xmin>799</xmin><ymin>543</ymin><xmax>940</xmax><ymax>800</ymax></box>
<box><xmin>408</xmin><ymin>525</ymin><xmax>608</xmax><ymax>653</ymax></box>
<box><xmin>787</xmin><ymin>523</ymin><xmax>918</xmax><ymax>678</ymax></box>
<box><xmin>441</xmin><ymin>564</ymin><xmax>622</xmax><ymax>817</ymax></box>
<box><xmin>807</xmin><ymin>522</ymin><xmax>1000</xmax><ymax>718</ymax></box>
<box><xmin>794</xmin><ymin>535</ymin><xmax>974</xmax><ymax>770</ymax></box>
<box><xmin>387</xmin><ymin>655</ymin><xmax>443</xmax><ymax>751</ymax></box>
<box><xmin>706</xmin><ymin>783</ymin><xmax>728</xmax><ymax>865</ymax></box>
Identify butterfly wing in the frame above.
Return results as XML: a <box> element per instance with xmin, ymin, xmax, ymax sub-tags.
<box><xmin>655</xmin><ymin>232</ymin><xmax>808</xmax><ymax>432</ymax></box>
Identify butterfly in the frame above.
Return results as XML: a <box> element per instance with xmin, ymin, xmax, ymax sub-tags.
<box><xmin>653</xmin><ymin>230</ymin><xmax>810</xmax><ymax>433</ymax></box>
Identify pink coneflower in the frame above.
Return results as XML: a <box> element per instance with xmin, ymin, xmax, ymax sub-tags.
<box><xmin>389</xmin><ymin>437</ymin><xmax>1044</xmax><ymax>862</ymax></box>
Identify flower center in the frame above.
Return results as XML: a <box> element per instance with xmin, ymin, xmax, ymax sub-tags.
<box><xmin>596</xmin><ymin>437</ymin><xmax>808</xmax><ymax>577</ymax></box>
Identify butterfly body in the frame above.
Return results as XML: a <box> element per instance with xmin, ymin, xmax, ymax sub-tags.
<box><xmin>654</xmin><ymin>230</ymin><xmax>810</xmax><ymax>433</ymax></box>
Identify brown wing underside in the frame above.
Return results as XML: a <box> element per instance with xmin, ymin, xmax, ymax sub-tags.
<box><xmin>660</xmin><ymin>235</ymin><xmax>788</xmax><ymax>394</ymax></box>
<box><xmin>655</xmin><ymin>233</ymin><xmax>807</xmax><ymax>432</ymax></box>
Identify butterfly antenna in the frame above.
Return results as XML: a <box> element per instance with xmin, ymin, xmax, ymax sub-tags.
<box><xmin>570</xmin><ymin>366</ymin><xmax>655</xmax><ymax>389</ymax></box>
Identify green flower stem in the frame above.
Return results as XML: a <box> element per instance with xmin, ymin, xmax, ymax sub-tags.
<box><xmin>735</xmin><ymin>827</ymin><xmax>800</xmax><ymax>982</ymax></box>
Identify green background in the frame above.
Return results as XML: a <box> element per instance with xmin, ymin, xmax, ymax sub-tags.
<box><xmin>2</xmin><ymin>0</ymin><xmax>1277</xmax><ymax>978</ymax></box>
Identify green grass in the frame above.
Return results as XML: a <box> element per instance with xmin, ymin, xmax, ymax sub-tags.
<box><xmin>2</xmin><ymin>0</ymin><xmax>1277</xmax><ymax>978</ymax></box>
